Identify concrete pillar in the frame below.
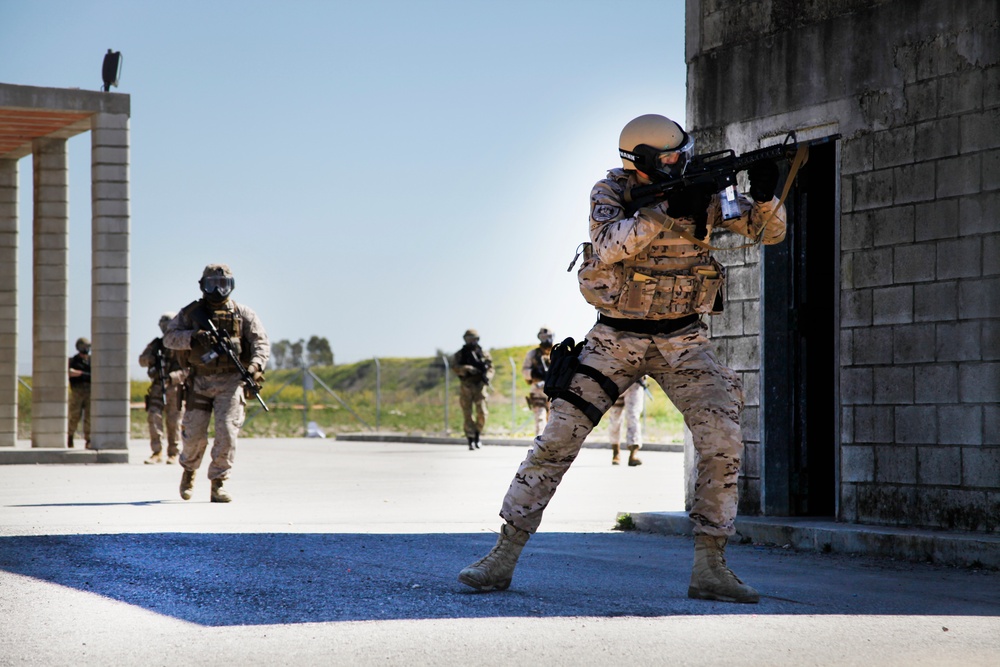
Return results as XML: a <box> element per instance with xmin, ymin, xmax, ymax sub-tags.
<box><xmin>31</xmin><ymin>138</ymin><xmax>69</xmax><ymax>448</ymax></box>
<box><xmin>90</xmin><ymin>112</ymin><xmax>129</xmax><ymax>451</ymax></box>
<box><xmin>0</xmin><ymin>159</ymin><xmax>17</xmax><ymax>447</ymax></box>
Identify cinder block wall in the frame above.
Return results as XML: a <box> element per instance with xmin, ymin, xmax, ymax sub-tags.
<box><xmin>687</xmin><ymin>0</ymin><xmax>999</xmax><ymax>532</ymax></box>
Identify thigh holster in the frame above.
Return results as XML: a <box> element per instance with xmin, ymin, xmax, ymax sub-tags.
<box><xmin>543</xmin><ymin>337</ymin><xmax>620</xmax><ymax>425</ymax></box>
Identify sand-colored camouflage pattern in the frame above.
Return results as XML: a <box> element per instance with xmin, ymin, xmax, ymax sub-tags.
<box><xmin>500</xmin><ymin>321</ymin><xmax>743</xmax><ymax>537</ymax></box>
<box><xmin>163</xmin><ymin>298</ymin><xmax>269</xmax><ymax>481</ymax></box>
<box><xmin>606</xmin><ymin>381</ymin><xmax>644</xmax><ymax>447</ymax></box>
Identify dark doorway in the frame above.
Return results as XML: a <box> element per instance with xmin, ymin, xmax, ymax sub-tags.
<box><xmin>761</xmin><ymin>137</ymin><xmax>839</xmax><ymax>517</ymax></box>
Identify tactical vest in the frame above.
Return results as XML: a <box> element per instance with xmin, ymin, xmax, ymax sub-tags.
<box><xmin>529</xmin><ymin>347</ymin><xmax>551</xmax><ymax>381</ymax></box>
<box><xmin>577</xmin><ymin>172</ymin><xmax>726</xmax><ymax>319</ymax></box>
<box><xmin>184</xmin><ymin>301</ymin><xmax>246</xmax><ymax>375</ymax></box>
<box><xmin>147</xmin><ymin>338</ymin><xmax>183</xmax><ymax>382</ymax></box>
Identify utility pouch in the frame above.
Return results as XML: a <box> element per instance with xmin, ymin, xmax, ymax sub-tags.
<box><xmin>574</xmin><ymin>243</ymin><xmax>625</xmax><ymax>310</ymax></box>
<box><xmin>692</xmin><ymin>260</ymin><xmax>726</xmax><ymax>315</ymax></box>
<box><xmin>617</xmin><ymin>271</ymin><xmax>657</xmax><ymax>318</ymax></box>
<box><xmin>186</xmin><ymin>392</ymin><xmax>213</xmax><ymax>413</ymax></box>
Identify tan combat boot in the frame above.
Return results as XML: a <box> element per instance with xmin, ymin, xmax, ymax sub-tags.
<box><xmin>628</xmin><ymin>445</ymin><xmax>642</xmax><ymax>467</ymax></box>
<box><xmin>144</xmin><ymin>451</ymin><xmax>163</xmax><ymax>465</ymax></box>
<box><xmin>688</xmin><ymin>535</ymin><xmax>759</xmax><ymax>603</ymax></box>
<box><xmin>166</xmin><ymin>454</ymin><xmax>179</xmax><ymax>465</ymax></box>
<box><xmin>179</xmin><ymin>469</ymin><xmax>195</xmax><ymax>501</ymax></box>
<box><xmin>458</xmin><ymin>523</ymin><xmax>530</xmax><ymax>591</ymax></box>
<box><xmin>611</xmin><ymin>444</ymin><xmax>621</xmax><ymax>465</ymax></box>
<box><xmin>211</xmin><ymin>478</ymin><xmax>232</xmax><ymax>503</ymax></box>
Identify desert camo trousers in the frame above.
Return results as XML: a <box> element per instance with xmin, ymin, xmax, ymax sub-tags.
<box><xmin>68</xmin><ymin>385</ymin><xmax>91</xmax><ymax>441</ymax></box>
<box><xmin>607</xmin><ymin>382</ymin><xmax>644</xmax><ymax>447</ymax></box>
<box><xmin>179</xmin><ymin>373</ymin><xmax>246</xmax><ymax>481</ymax></box>
<box><xmin>147</xmin><ymin>383</ymin><xmax>183</xmax><ymax>457</ymax></box>
<box><xmin>459</xmin><ymin>381</ymin><xmax>489</xmax><ymax>439</ymax></box>
<box><xmin>500</xmin><ymin>320</ymin><xmax>745</xmax><ymax>538</ymax></box>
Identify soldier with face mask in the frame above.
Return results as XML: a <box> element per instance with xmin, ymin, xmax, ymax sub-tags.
<box><xmin>459</xmin><ymin>114</ymin><xmax>786</xmax><ymax>604</ymax></box>
<box><xmin>451</xmin><ymin>329</ymin><xmax>494</xmax><ymax>450</ymax></box>
<box><xmin>67</xmin><ymin>337</ymin><xmax>92</xmax><ymax>449</ymax></box>
<box><xmin>163</xmin><ymin>264</ymin><xmax>269</xmax><ymax>503</ymax></box>
<box><xmin>139</xmin><ymin>312</ymin><xmax>187</xmax><ymax>464</ymax></box>
<box><xmin>522</xmin><ymin>327</ymin><xmax>554</xmax><ymax>437</ymax></box>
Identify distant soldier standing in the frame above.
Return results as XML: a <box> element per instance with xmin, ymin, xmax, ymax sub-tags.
<box><xmin>67</xmin><ymin>337</ymin><xmax>91</xmax><ymax>449</ymax></box>
<box><xmin>451</xmin><ymin>329</ymin><xmax>494</xmax><ymax>450</ymax></box>
<box><xmin>606</xmin><ymin>378</ymin><xmax>646</xmax><ymax>466</ymax></box>
<box><xmin>164</xmin><ymin>264</ymin><xmax>269</xmax><ymax>503</ymax></box>
<box><xmin>459</xmin><ymin>114</ymin><xmax>787</xmax><ymax>603</ymax></box>
<box><xmin>139</xmin><ymin>312</ymin><xmax>187</xmax><ymax>465</ymax></box>
<box><xmin>521</xmin><ymin>327</ymin><xmax>554</xmax><ymax>437</ymax></box>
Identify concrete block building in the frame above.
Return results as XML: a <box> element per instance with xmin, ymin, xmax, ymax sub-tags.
<box><xmin>686</xmin><ymin>0</ymin><xmax>998</xmax><ymax>534</ymax></box>
<box><xmin>0</xmin><ymin>83</ymin><xmax>131</xmax><ymax>463</ymax></box>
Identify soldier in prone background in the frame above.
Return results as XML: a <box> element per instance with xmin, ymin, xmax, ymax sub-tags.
<box><xmin>459</xmin><ymin>114</ymin><xmax>787</xmax><ymax>604</ymax></box>
<box><xmin>164</xmin><ymin>264</ymin><xmax>269</xmax><ymax>503</ymax></box>
<box><xmin>451</xmin><ymin>329</ymin><xmax>494</xmax><ymax>450</ymax></box>
<box><xmin>67</xmin><ymin>337</ymin><xmax>92</xmax><ymax>449</ymax></box>
<box><xmin>521</xmin><ymin>327</ymin><xmax>554</xmax><ymax>437</ymax></box>
<box><xmin>138</xmin><ymin>312</ymin><xmax>187</xmax><ymax>465</ymax></box>
<box><xmin>606</xmin><ymin>378</ymin><xmax>647</xmax><ymax>466</ymax></box>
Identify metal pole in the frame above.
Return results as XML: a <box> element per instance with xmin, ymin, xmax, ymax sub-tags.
<box><xmin>509</xmin><ymin>356</ymin><xmax>517</xmax><ymax>434</ymax></box>
<box><xmin>18</xmin><ymin>378</ymin><xmax>31</xmax><ymax>391</ymax></box>
<box><xmin>307</xmin><ymin>369</ymin><xmax>372</xmax><ymax>430</ymax></box>
<box><xmin>302</xmin><ymin>363</ymin><xmax>312</xmax><ymax>437</ymax></box>
<box><xmin>441</xmin><ymin>354</ymin><xmax>450</xmax><ymax>435</ymax></box>
<box><xmin>374</xmin><ymin>357</ymin><xmax>381</xmax><ymax>432</ymax></box>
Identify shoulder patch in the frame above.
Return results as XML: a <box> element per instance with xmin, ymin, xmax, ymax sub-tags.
<box><xmin>593</xmin><ymin>204</ymin><xmax>623</xmax><ymax>222</ymax></box>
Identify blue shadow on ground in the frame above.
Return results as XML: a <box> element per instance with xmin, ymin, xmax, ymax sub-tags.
<box><xmin>1</xmin><ymin>532</ymin><xmax>997</xmax><ymax>626</ymax></box>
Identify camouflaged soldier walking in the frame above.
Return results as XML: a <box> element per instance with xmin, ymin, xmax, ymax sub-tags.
<box><xmin>459</xmin><ymin>114</ymin><xmax>787</xmax><ymax>603</ymax></box>
<box><xmin>522</xmin><ymin>327</ymin><xmax>554</xmax><ymax>437</ymax></box>
<box><xmin>164</xmin><ymin>264</ymin><xmax>269</xmax><ymax>503</ymax></box>
<box><xmin>139</xmin><ymin>312</ymin><xmax>187</xmax><ymax>464</ymax></box>
<box><xmin>451</xmin><ymin>329</ymin><xmax>495</xmax><ymax>450</ymax></box>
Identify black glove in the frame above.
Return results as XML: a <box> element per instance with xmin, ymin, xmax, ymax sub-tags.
<box><xmin>748</xmin><ymin>161</ymin><xmax>780</xmax><ymax>203</ymax></box>
<box><xmin>665</xmin><ymin>183</ymin><xmax>714</xmax><ymax>219</ymax></box>
<box><xmin>192</xmin><ymin>330</ymin><xmax>213</xmax><ymax>347</ymax></box>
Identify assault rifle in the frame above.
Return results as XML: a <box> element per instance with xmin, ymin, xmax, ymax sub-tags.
<box><xmin>201</xmin><ymin>319</ymin><xmax>269</xmax><ymax>411</ymax></box>
<box><xmin>627</xmin><ymin>131</ymin><xmax>840</xmax><ymax>220</ymax></box>
<box><xmin>153</xmin><ymin>338</ymin><xmax>167</xmax><ymax>404</ymax></box>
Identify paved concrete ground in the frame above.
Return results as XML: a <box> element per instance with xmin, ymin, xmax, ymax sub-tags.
<box><xmin>1</xmin><ymin>438</ymin><xmax>998</xmax><ymax>666</ymax></box>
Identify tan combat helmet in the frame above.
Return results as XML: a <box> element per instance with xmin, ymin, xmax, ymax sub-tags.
<box><xmin>75</xmin><ymin>337</ymin><xmax>91</xmax><ymax>353</ymax></box>
<box><xmin>463</xmin><ymin>329</ymin><xmax>480</xmax><ymax>345</ymax></box>
<box><xmin>199</xmin><ymin>263</ymin><xmax>235</xmax><ymax>305</ymax></box>
<box><xmin>619</xmin><ymin>114</ymin><xmax>694</xmax><ymax>178</ymax></box>
<box><xmin>537</xmin><ymin>326</ymin><xmax>554</xmax><ymax>347</ymax></box>
<box><xmin>158</xmin><ymin>312</ymin><xmax>176</xmax><ymax>334</ymax></box>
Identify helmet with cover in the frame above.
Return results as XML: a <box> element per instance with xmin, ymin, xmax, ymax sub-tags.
<box><xmin>199</xmin><ymin>264</ymin><xmax>235</xmax><ymax>305</ymax></box>
<box><xmin>75</xmin><ymin>337</ymin><xmax>91</xmax><ymax>354</ymax></box>
<box><xmin>463</xmin><ymin>329</ymin><xmax>480</xmax><ymax>345</ymax></box>
<box><xmin>158</xmin><ymin>312</ymin><xmax>176</xmax><ymax>334</ymax></box>
<box><xmin>619</xmin><ymin>114</ymin><xmax>694</xmax><ymax>179</ymax></box>
<box><xmin>537</xmin><ymin>326</ymin><xmax>554</xmax><ymax>347</ymax></box>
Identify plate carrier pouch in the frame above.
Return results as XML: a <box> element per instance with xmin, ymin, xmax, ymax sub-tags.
<box><xmin>543</xmin><ymin>337</ymin><xmax>620</xmax><ymax>425</ymax></box>
<box><xmin>570</xmin><ymin>242</ymin><xmax>726</xmax><ymax>317</ymax></box>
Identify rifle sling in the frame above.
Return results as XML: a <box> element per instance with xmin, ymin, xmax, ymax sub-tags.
<box><xmin>637</xmin><ymin>142</ymin><xmax>809</xmax><ymax>253</ymax></box>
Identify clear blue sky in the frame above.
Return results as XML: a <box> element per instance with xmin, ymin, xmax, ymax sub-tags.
<box><xmin>1</xmin><ymin>0</ymin><xmax>687</xmax><ymax>377</ymax></box>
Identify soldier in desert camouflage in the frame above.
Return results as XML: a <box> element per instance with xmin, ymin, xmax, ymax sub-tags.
<box><xmin>164</xmin><ymin>264</ymin><xmax>269</xmax><ymax>503</ymax></box>
<box><xmin>606</xmin><ymin>378</ymin><xmax>646</xmax><ymax>466</ymax></box>
<box><xmin>139</xmin><ymin>312</ymin><xmax>187</xmax><ymax>464</ymax></box>
<box><xmin>459</xmin><ymin>114</ymin><xmax>786</xmax><ymax>603</ymax></box>
<box><xmin>451</xmin><ymin>329</ymin><xmax>494</xmax><ymax>450</ymax></box>
<box><xmin>521</xmin><ymin>327</ymin><xmax>554</xmax><ymax>437</ymax></box>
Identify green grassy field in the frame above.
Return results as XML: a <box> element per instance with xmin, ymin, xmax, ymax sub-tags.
<box><xmin>19</xmin><ymin>345</ymin><xmax>686</xmax><ymax>442</ymax></box>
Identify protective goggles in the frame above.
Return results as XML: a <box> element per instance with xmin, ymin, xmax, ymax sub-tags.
<box><xmin>201</xmin><ymin>275</ymin><xmax>235</xmax><ymax>297</ymax></box>
<box><xmin>620</xmin><ymin>133</ymin><xmax>695</xmax><ymax>176</ymax></box>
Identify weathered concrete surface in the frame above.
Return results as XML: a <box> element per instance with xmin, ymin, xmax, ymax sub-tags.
<box><xmin>0</xmin><ymin>439</ymin><xmax>997</xmax><ymax>666</ymax></box>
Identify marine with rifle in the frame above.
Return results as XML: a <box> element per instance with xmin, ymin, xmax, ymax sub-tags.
<box><xmin>450</xmin><ymin>329</ymin><xmax>494</xmax><ymax>450</ymax></box>
<box><xmin>164</xmin><ymin>264</ymin><xmax>270</xmax><ymax>503</ymax></box>
<box><xmin>459</xmin><ymin>113</ymin><xmax>804</xmax><ymax>603</ymax></box>
<box><xmin>138</xmin><ymin>312</ymin><xmax>187</xmax><ymax>465</ymax></box>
